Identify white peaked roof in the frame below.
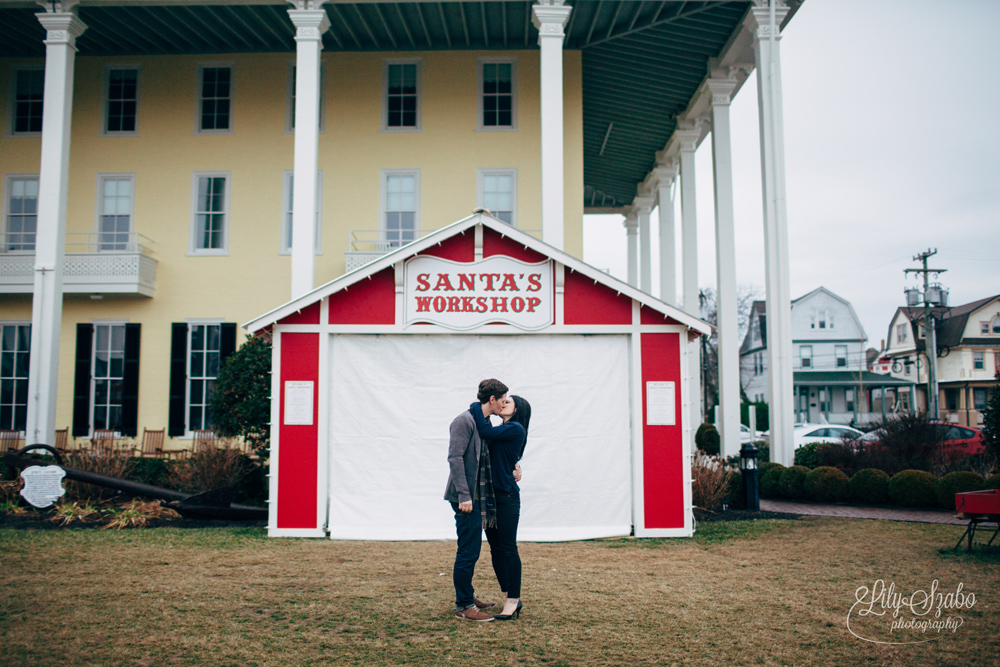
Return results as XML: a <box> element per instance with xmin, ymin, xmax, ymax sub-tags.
<box><xmin>245</xmin><ymin>212</ymin><xmax>712</xmax><ymax>336</ymax></box>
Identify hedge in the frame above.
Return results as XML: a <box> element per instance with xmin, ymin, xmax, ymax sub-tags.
<box><xmin>848</xmin><ymin>468</ymin><xmax>890</xmax><ymax>505</ymax></box>
<box><xmin>779</xmin><ymin>466</ymin><xmax>810</xmax><ymax>500</ymax></box>
<box><xmin>888</xmin><ymin>470</ymin><xmax>938</xmax><ymax>508</ymax></box>
<box><xmin>804</xmin><ymin>466</ymin><xmax>849</xmax><ymax>503</ymax></box>
<box><xmin>760</xmin><ymin>462</ymin><xmax>785</xmax><ymax>498</ymax></box>
<box><xmin>935</xmin><ymin>472</ymin><xmax>984</xmax><ymax>510</ymax></box>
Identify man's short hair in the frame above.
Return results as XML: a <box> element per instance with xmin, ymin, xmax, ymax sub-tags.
<box><xmin>477</xmin><ymin>378</ymin><xmax>508</xmax><ymax>403</ymax></box>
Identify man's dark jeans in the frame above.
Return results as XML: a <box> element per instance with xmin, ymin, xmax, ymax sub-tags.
<box><xmin>451</xmin><ymin>500</ymin><xmax>482</xmax><ymax>610</ymax></box>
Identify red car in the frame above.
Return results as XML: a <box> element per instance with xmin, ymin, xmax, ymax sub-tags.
<box><xmin>931</xmin><ymin>423</ymin><xmax>985</xmax><ymax>459</ymax></box>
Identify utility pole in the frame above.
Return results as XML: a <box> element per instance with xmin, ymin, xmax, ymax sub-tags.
<box><xmin>904</xmin><ymin>249</ymin><xmax>947</xmax><ymax>419</ymax></box>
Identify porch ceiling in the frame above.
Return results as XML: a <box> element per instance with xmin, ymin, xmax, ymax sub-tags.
<box><xmin>0</xmin><ymin>1</ymin><xmax>798</xmax><ymax>209</ymax></box>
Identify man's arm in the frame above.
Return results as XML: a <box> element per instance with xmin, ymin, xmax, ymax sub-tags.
<box><xmin>448</xmin><ymin>416</ymin><xmax>474</xmax><ymax>508</ymax></box>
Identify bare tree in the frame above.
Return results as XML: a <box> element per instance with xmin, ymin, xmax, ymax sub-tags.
<box><xmin>699</xmin><ymin>284</ymin><xmax>763</xmax><ymax>417</ymax></box>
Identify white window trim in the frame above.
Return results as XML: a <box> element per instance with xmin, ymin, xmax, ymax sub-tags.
<box><xmin>380</xmin><ymin>168</ymin><xmax>420</xmax><ymax>243</ymax></box>
<box><xmin>7</xmin><ymin>65</ymin><xmax>45</xmax><ymax>138</ymax></box>
<box><xmin>195</xmin><ymin>62</ymin><xmax>235</xmax><ymax>136</ymax></box>
<box><xmin>100</xmin><ymin>64</ymin><xmax>141</xmax><ymax>137</ymax></box>
<box><xmin>93</xmin><ymin>173</ymin><xmax>136</xmax><ymax>248</ymax></box>
<box><xmin>285</xmin><ymin>60</ymin><xmax>327</xmax><ymax>134</ymax></box>
<box><xmin>0</xmin><ymin>320</ymin><xmax>31</xmax><ymax>434</ymax></box>
<box><xmin>381</xmin><ymin>58</ymin><xmax>422</xmax><ymax>133</ymax></box>
<box><xmin>800</xmin><ymin>345</ymin><xmax>813</xmax><ymax>368</ymax></box>
<box><xmin>2</xmin><ymin>173</ymin><xmax>40</xmax><ymax>254</ymax></box>
<box><xmin>88</xmin><ymin>318</ymin><xmax>128</xmax><ymax>438</ymax></box>
<box><xmin>973</xmin><ymin>351</ymin><xmax>985</xmax><ymax>370</ymax></box>
<box><xmin>477</xmin><ymin>57</ymin><xmax>518</xmax><ymax>132</ymax></box>
<box><xmin>476</xmin><ymin>168</ymin><xmax>517</xmax><ymax>227</ymax></box>
<box><xmin>280</xmin><ymin>168</ymin><xmax>323</xmax><ymax>255</ymax></box>
<box><xmin>183</xmin><ymin>318</ymin><xmax>224</xmax><ymax>438</ymax></box>
<box><xmin>189</xmin><ymin>171</ymin><xmax>231</xmax><ymax>256</ymax></box>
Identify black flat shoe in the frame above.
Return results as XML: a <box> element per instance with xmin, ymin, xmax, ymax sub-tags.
<box><xmin>494</xmin><ymin>600</ymin><xmax>523</xmax><ymax>621</ymax></box>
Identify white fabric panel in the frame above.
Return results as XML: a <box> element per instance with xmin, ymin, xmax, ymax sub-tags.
<box><xmin>328</xmin><ymin>334</ymin><xmax>632</xmax><ymax>541</ymax></box>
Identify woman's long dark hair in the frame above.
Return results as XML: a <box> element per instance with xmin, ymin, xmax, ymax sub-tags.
<box><xmin>509</xmin><ymin>395</ymin><xmax>531</xmax><ymax>460</ymax></box>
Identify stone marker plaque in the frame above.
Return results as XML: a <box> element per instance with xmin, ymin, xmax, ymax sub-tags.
<box><xmin>20</xmin><ymin>465</ymin><xmax>67</xmax><ymax>508</ymax></box>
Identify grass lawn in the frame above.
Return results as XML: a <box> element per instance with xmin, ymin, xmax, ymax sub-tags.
<box><xmin>1</xmin><ymin>517</ymin><xmax>998</xmax><ymax>666</ymax></box>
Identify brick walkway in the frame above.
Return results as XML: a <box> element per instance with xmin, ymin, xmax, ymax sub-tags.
<box><xmin>760</xmin><ymin>499</ymin><xmax>968</xmax><ymax>525</ymax></box>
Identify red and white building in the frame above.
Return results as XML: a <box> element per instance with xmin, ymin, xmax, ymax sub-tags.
<box><xmin>246</xmin><ymin>212</ymin><xmax>710</xmax><ymax>540</ymax></box>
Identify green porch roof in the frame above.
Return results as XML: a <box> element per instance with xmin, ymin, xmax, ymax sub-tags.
<box><xmin>793</xmin><ymin>371</ymin><xmax>915</xmax><ymax>387</ymax></box>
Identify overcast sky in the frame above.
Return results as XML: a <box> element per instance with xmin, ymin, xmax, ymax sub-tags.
<box><xmin>582</xmin><ymin>0</ymin><xmax>1000</xmax><ymax>351</ymax></box>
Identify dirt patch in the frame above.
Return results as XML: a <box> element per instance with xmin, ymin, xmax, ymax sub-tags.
<box><xmin>693</xmin><ymin>507</ymin><xmax>801</xmax><ymax>522</ymax></box>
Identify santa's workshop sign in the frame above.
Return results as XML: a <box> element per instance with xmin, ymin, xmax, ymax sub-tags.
<box><xmin>404</xmin><ymin>255</ymin><xmax>553</xmax><ymax>330</ymax></box>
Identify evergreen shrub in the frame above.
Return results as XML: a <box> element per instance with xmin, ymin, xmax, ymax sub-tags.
<box><xmin>888</xmin><ymin>470</ymin><xmax>938</xmax><ymax>508</ymax></box>
<box><xmin>935</xmin><ymin>471</ymin><xmax>984</xmax><ymax>510</ymax></box>
<box><xmin>760</xmin><ymin>462</ymin><xmax>785</xmax><ymax>498</ymax></box>
<box><xmin>728</xmin><ymin>470</ymin><xmax>745</xmax><ymax>509</ymax></box>
<box><xmin>779</xmin><ymin>465</ymin><xmax>810</xmax><ymax>500</ymax></box>
<box><xmin>695</xmin><ymin>423</ymin><xmax>721</xmax><ymax>456</ymax></box>
<box><xmin>794</xmin><ymin>443</ymin><xmax>821</xmax><ymax>469</ymax></box>
<box><xmin>848</xmin><ymin>468</ymin><xmax>890</xmax><ymax>505</ymax></box>
<box><xmin>983</xmin><ymin>474</ymin><xmax>1000</xmax><ymax>491</ymax></box>
<box><xmin>804</xmin><ymin>466</ymin><xmax>849</xmax><ymax>502</ymax></box>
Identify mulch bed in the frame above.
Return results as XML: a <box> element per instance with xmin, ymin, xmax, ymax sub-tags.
<box><xmin>693</xmin><ymin>507</ymin><xmax>801</xmax><ymax>523</ymax></box>
<box><xmin>0</xmin><ymin>511</ymin><xmax>266</xmax><ymax>531</ymax></box>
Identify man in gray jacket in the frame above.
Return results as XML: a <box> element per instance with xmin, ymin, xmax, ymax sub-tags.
<box><xmin>445</xmin><ymin>378</ymin><xmax>507</xmax><ymax>621</ymax></box>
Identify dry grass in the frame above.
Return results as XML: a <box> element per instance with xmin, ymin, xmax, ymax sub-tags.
<box><xmin>0</xmin><ymin>518</ymin><xmax>998</xmax><ymax>666</ymax></box>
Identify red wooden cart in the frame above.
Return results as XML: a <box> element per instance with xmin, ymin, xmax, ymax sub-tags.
<box><xmin>954</xmin><ymin>489</ymin><xmax>1000</xmax><ymax>552</ymax></box>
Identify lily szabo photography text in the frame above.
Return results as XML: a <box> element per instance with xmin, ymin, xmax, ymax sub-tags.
<box><xmin>847</xmin><ymin>579</ymin><xmax>979</xmax><ymax>645</ymax></box>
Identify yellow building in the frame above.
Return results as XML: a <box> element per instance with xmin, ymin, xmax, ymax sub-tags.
<box><xmin>0</xmin><ymin>0</ymin><xmax>802</xmax><ymax>459</ymax></box>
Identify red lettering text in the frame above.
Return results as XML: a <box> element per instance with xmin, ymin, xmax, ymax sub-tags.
<box><xmin>476</xmin><ymin>297</ymin><xmax>489</xmax><ymax>313</ymax></box>
<box><xmin>461</xmin><ymin>296</ymin><xmax>475</xmax><ymax>311</ymax></box>
<box><xmin>416</xmin><ymin>273</ymin><xmax>431</xmax><ymax>291</ymax></box>
<box><xmin>499</xmin><ymin>274</ymin><xmax>519</xmax><ymax>291</ymax></box>
<box><xmin>415</xmin><ymin>296</ymin><xmax>432</xmax><ymax>312</ymax></box>
<box><xmin>433</xmin><ymin>274</ymin><xmax>455</xmax><ymax>291</ymax></box>
<box><xmin>526</xmin><ymin>297</ymin><xmax>541</xmax><ymax>312</ymax></box>
<box><xmin>447</xmin><ymin>296</ymin><xmax>461</xmax><ymax>312</ymax></box>
<box><xmin>433</xmin><ymin>296</ymin><xmax>447</xmax><ymax>312</ymax></box>
<box><xmin>527</xmin><ymin>274</ymin><xmax>542</xmax><ymax>292</ymax></box>
<box><xmin>479</xmin><ymin>273</ymin><xmax>500</xmax><ymax>291</ymax></box>
<box><xmin>491</xmin><ymin>296</ymin><xmax>508</xmax><ymax>312</ymax></box>
<box><xmin>511</xmin><ymin>297</ymin><xmax>525</xmax><ymax>313</ymax></box>
<box><xmin>458</xmin><ymin>274</ymin><xmax>475</xmax><ymax>291</ymax></box>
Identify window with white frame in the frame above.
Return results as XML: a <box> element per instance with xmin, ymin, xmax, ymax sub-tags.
<box><xmin>846</xmin><ymin>388</ymin><xmax>855</xmax><ymax>413</ymax></box>
<box><xmin>836</xmin><ymin>345</ymin><xmax>848</xmax><ymax>368</ymax></box>
<box><xmin>97</xmin><ymin>175</ymin><xmax>134</xmax><ymax>251</ymax></box>
<box><xmin>10</xmin><ymin>67</ymin><xmax>44</xmax><ymax>136</ymax></box>
<box><xmin>993</xmin><ymin>316</ymin><xmax>1000</xmax><ymax>334</ymax></box>
<box><xmin>103</xmin><ymin>66</ymin><xmax>139</xmax><ymax>134</ymax></box>
<box><xmin>974</xmin><ymin>388</ymin><xmax>988</xmax><ymax>411</ymax></box>
<box><xmin>187</xmin><ymin>323</ymin><xmax>221</xmax><ymax>432</ymax></box>
<box><xmin>817</xmin><ymin>310</ymin><xmax>827</xmax><ymax>329</ymax></box>
<box><xmin>478</xmin><ymin>58</ymin><xmax>516</xmax><ymax>130</ymax></box>
<box><xmin>280</xmin><ymin>170</ymin><xmax>323</xmax><ymax>254</ymax></box>
<box><xmin>477</xmin><ymin>169</ymin><xmax>516</xmax><ymax>225</ymax></box>
<box><xmin>381</xmin><ymin>170</ymin><xmax>419</xmax><ymax>247</ymax></box>
<box><xmin>983</xmin><ymin>322</ymin><xmax>990</xmax><ymax>335</ymax></box>
<box><xmin>190</xmin><ymin>173</ymin><xmax>229</xmax><ymax>254</ymax></box>
<box><xmin>382</xmin><ymin>60</ymin><xmax>420</xmax><ymax>131</ymax></box>
<box><xmin>286</xmin><ymin>62</ymin><xmax>327</xmax><ymax>133</ymax></box>
<box><xmin>91</xmin><ymin>323</ymin><xmax>126</xmax><ymax>432</ymax></box>
<box><xmin>197</xmin><ymin>64</ymin><xmax>233</xmax><ymax>133</ymax></box>
<box><xmin>897</xmin><ymin>323</ymin><xmax>908</xmax><ymax>343</ymax></box>
<box><xmin>800</xmin><ymin>346</ymin><xmax>812</xmax><ymax>368</ymax></box>
<box><xmin>974</xmin><ymin>351</ymin><xmax>985</xmax><ymax>370</ymax></box>
<box><xmin>4</xmin><ymin>176</ymin><xmax>39</xmax><ymax>251</ymax></box>
<box><xmin>0</xmin><ymin>323</ymin><xmax>30</xmax><ymax>432</ymax></box>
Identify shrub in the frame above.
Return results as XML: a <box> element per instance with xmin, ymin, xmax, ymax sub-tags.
<box><xmin>760</xmin><ymin>462</ymin><xmax>785</xmax><ymax>498</ymax></box>
<box><xmin>805</xmin><ymin>466</ymin><xmax>849</xmax><ymax>502</ymax></box>
<box><xmin>167</xmin><ymin>440</ymin><xmax>253</xmax><ymax>495</ymax></box>
<box><xmin>753</xmin><ymin>442</ymin><xmax>770</xmax><ymax>464</ymax></box>
<box><xmin>983</xmin><ymin>474</ymin><xmax>1000</xmax><ymax>490</ymax></box>
<box><xmin>981</xmin><ymin>371</ymin><xmax>1000</xmax><ymax>465</ymax></box>
<box><xmin>815</xmin><ymin>442</ymin><xmax>852</xmax><ymax>473</ymax></box>
<box><xmin>209</xmin><ymin>334</ymin><xmax>272</xmax><ymax>455</ymax></box>
<box><xmin>695</xmin><ymin>423</ymin><xmax>721</xmax><ymax>456</ymax></box>
<box><xmin>741</xmin><ymin>402</ymin><xmax>769</xmax><ymax>432</ymax></box>
<box><xmin>935</xmin><ymin>471</ymin><xmax>984</xmax><ymax>510</ymax></box>
<box><xmin>794</xmin><ymin>443</ymin><xmax>821</xmax><ymax>469</ymax></box>
<box><xmin>691</xmin><ymin>451</ymin><xmax>732</xmax><ymax>511</ymax></box>
<box><xmin>727</xmin><ymin>470</ymin><xmax>745</xmax><ymax>509</ymax></box>
<box><xmin>855</xmin><ymin>413</ymin><xmax>946</xmax><ymax>474</ymax></box>
<box><xmin>888</xmin><ymin>470</ymin><xmax>938</xmax><ymax>508</ymax></box>
<box><xmin>849</xmin><ymin>468</ymin><xmax>890</xmax><ymax>505</ymax></box>
<box><xmin>60</xmin><ymin>450</ymin><xmax>132</xmax><ymax>502</ymax></box>
<box><xmin>779</xmin><ymin>466</ymin><xmax>810</xmax><ymax>500</ymax></box>
<box><xmin>125</xmin><ymin>457</ymin><xmax>173</xmax><ymax>488</ymax></box>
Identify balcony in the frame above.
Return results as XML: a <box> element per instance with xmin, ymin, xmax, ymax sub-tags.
<box><xmin>344</xmin><ymin>229</ymin><xmax>434</xmax><ymax>273</ymax></box>
<box><xmin>0</xmin><ymin>232</ymin><xmax>157</xmax><ymax>297</ymax></box>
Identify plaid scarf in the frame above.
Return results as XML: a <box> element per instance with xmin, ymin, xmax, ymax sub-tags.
<box><xmin>474</xmin><ymin>438</ymin><xmax>497</xmax><ymax>529</ymax></box>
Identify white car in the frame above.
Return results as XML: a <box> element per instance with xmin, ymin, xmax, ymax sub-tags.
<box><xmin>793</xmin><ymin>424</ymin><xmax>864</xmax><ymax>449</ymax></box>
<box><xmin>740</xmin><ymin>423</ymin><xmax>761</xmax><ymax>443</ymax></box>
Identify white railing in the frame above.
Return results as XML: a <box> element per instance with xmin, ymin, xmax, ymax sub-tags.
<box><xmin>344</xmin><ymin>226</ymin><xmax>542</xmax><ymax>272</ymax></box>
<box><xmin>0</xmin><ymin>231</ymin><xmax>157</xmax><ymax>296</ymax></box>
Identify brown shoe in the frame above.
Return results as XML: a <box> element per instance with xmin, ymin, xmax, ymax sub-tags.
<box><xmin>474</xmin><ymin>597</ymin><xmax>497</xmax><ymax>609</ymax></box>
<box><xmin>455</xmin><ymin>605</ymin><xmax>494</xmax><ymax>622</ymax></box>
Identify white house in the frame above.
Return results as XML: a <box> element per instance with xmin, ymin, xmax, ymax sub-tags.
<box><xmin>741</xmin><ymin>287</ymin><xmax>911</xmax><ymax>425</ymax></box>
<box><xmin>879</xmin><ymin>294</ymin><xmax>1000</xmax><ymax>427</ymax></box>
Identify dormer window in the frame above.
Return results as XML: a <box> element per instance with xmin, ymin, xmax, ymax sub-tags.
<box><xmin>993</xmin><ymin>316</ymin><xmax>1000</xmax><ymax>334</ymax></box>
<box><xmin>897</xmin><ymin>323</ymin><xmax>908</xmax><ymax>343</ymax></box>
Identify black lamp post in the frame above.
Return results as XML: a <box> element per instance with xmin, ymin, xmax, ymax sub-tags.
<box><xmin>740</xmin><ymin>442</ymin><xmax>760</xmax><ymax>511</ymax></box>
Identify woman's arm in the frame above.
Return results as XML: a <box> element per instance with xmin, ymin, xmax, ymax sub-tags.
<box><xmin>468</xmin><ymin>402</ymin><xmax>524</xmax><ymax>443</ymax></box>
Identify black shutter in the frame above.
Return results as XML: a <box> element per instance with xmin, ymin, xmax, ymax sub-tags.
<box><xmin>220</xmin><ymin>322</ymin><xmax>237</xmax><ymax>365</ymax></box>
<box><xmin>169</xmin><ymin>323</ymin><xmax>188</xmax><ymax>437</ymax></box>
<box><xmin>72</xmin><ymin>324</ymin><xmax>93</xmax><ymax>437</ymax></box>
<box><xmin>120</xmin><ymin>323</ymin><xmax>141</xmax><ymax>437</ymax></box>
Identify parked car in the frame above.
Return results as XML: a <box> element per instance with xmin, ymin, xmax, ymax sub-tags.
<box><xmin>792</xmin><ymin>424</ymin><xmax>864</xmax><ymax>449</ymax></box>
<box><xmin>740</xmin><ymin>424</ymin><xmax>761</xmax><ymax>443</ymax></box>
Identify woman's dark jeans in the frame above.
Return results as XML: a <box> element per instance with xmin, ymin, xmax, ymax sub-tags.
<box><xmin>484</xmin><ymin>489</ymin><xmax>521</xmax><ymax>598</ymax></box>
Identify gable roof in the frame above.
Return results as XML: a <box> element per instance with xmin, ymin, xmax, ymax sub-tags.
<box><xmin>889</xmin><ymin>295</ymin><xmax>1000</xmax><ymax>350</ymax></box>
<box><xmin>739</xmin><ymin>300</ymin><xmax>766</xmax><ymax>355</ymax></box>
<box><xmin>791</xmin><ymin>286</ymin><xmax>867</xmax><ymax>340</ymax></box>
<box><xmin>245</xmin><ymin>211</ymin><xmax>711</xmax><ymax>336</ymax></box>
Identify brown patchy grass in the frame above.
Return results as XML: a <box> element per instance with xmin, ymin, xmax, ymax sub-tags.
<box><xmin>0</xmin><ymin>518</ymin><xmax>998</xmax><ymax>666</ymax></box>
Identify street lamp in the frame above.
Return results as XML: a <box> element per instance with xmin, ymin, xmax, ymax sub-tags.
<box><xmin>740</xmin><ymin>442</ymin><xmax>760</xmax><ymax>511</ymax></box>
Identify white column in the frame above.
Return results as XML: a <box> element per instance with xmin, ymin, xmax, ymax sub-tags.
<box><xmin>532</xmin><ymin>0</ymin><xmax>571</xmax><ymax>250</ymax></box>
<box><xmin>675</xmin><ymin>122</ymin><xmax>702</xmax><ymax>428</ymax></box>
<box><xmin>288</xmin><ymin>5</ymin><xmax>330</xmax><ymax>300</ymax></box>
<box><xmin>747</xmin><ymin>0</ymin><xmax>793</xmax><ymax>466</ymax></box>
<box><xmin>708</xmin><ymin>71</ymin><xmax>740</xmax><ymax>459</ymax></box>
<box><xmin>654</xmin><ymin>161</ymin><xmax>678</xmax><ymax>305</ymax></box>
<box><xmin>25</xmin><ymin>9</ymin><xmax>87</xmax><ymax>447</ymax></box>
<box><xmin>634</xmin><ymin>194</ymin><xmax>654</xmax><ymax>293</ymax></box>
<box><xmin>624</xmin><ymin>212</ymin><xmax>639</xmax><ymax>288</ymax></box>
